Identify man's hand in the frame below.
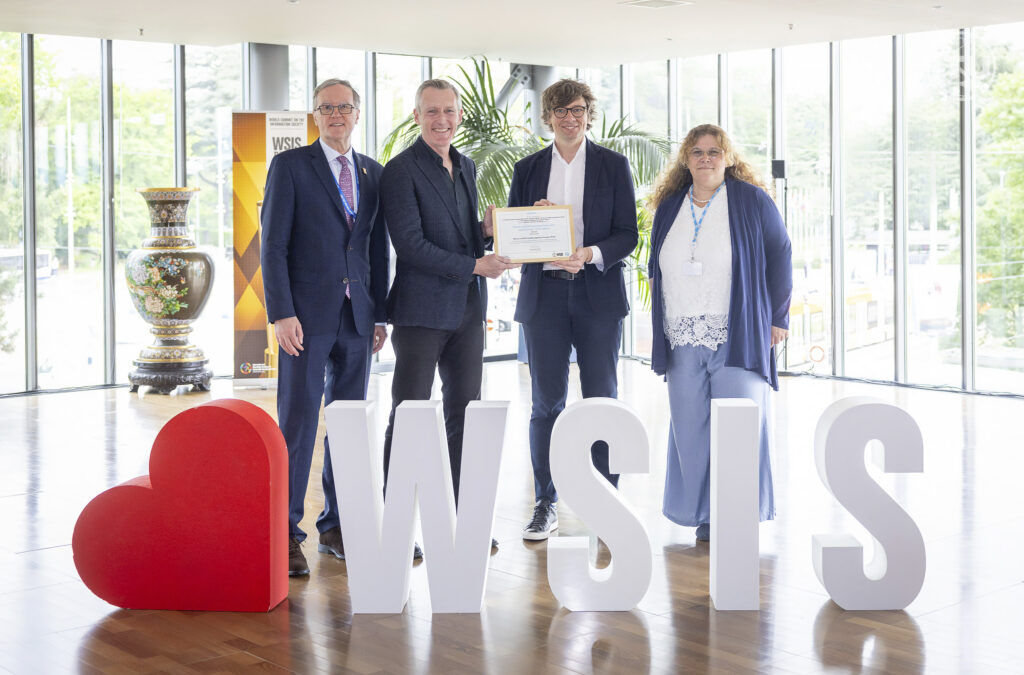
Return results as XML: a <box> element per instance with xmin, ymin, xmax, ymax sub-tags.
<box><xmin>274</xmin><ymin>316</ymin><xmax>304</xmax><ymax>357</ymax></box>
<box><xmin>551</xmin><ymin>246</ymin><xmax>592</xmax><ymax>275</ymax></box>
<box><xmin>770</xmin><ymin>326</ymin><xmax>788</xmax><ymax>346</ymax></box>
<box><xmin>482</xmin><ymin>204</ymin><xmax>496</xmax><ymax>238</ymax></box>
<box><xmin>533</xmin><ymin>199</ymin><xmax>555</xmax><ymax>207</ymax></box>
<box><xmin>373</xmin><ymin>325</ymin><xmax>388</xmax><ymax>354</ymax></box>
<box><xmin>474</xmin><ymin>254</ymin><xmax>518</xmax><ymax>279</ymax></box>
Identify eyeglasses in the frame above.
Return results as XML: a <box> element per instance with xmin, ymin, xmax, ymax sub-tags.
<box><xmin>689</xmin><ymin>148</ymin><xmax>724</xmax><ymax>160</ymax></box>
<box><xmin>315</xmin><ymin>103</ymin><xmax>358</xmax><ymax>116</ymax></box>
<box><xmin>552</xmin><ymin>106</ymin><xmax>588</xmax><ymax>119</ymax></box>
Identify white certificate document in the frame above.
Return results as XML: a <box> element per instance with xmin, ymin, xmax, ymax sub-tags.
<box><xmin>493</xmin><ymin>205</ymin><xmax>575</xmax><ymax>263</ymax></box>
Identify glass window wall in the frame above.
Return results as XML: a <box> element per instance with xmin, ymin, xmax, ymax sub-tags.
<box><xmin>841</xmin><ymin>36</ymin><xmax>895</xmax><ymax>380</ymax></box>
<box><xmin>34</xmin><ymin>36</ymin><xmax>104</xmax><ymax>389</ymax></box>
<box><xmin>288</xmin><ymin>45</ymin><xmax>307</xmax><ymax>111</ymax></box>
<box><xmin>728</xmin><ymin>49</ymin><xmax>773</xmax><ymax>182</ymax></box>
<box><xmin>111</xmin><ymin>40</ymin><xmax>175</xmax><ymax>381</ymax></box>
<box><xmin>185</xmin><ymin>44</ymin><xmax>243</xmax><ymax>377</ymax></box>
<box><xmin>0</xmin><ymin>32</ymin><xmax>25</xmax><ymax>393</ymax></box>
<box><xmin>675</xmin><ymin>55</ymin><xmax>718</xmax><ymax>137</ymax></box>
<box><xmin>905</xmin><ymin>30</ymin><xmax>962</xmax><ymax>387</ymax></box>
<box><xmin>974</xmin><ymin>23</ymin><xmax>1024</xmax><ymax>393</ymax></box>
<box><xmin>315</xmin><ymin>48</ymin><xmax>366</xmax><ymax>152</ymax></box>
<box><xmin>782</xmin><ymin>43</ymin><xmax>833</xmax><ymax>374</ymax></box>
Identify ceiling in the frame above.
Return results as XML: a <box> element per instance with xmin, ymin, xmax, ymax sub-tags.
<box><xmin>2</xmin><ymin>0</ymin><xmax>1024</xmax><ymax>66</ymax></box>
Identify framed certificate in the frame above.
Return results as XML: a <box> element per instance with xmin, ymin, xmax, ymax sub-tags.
<box><xmin>493</xmin><ymin>205</ymin><xmax>575</xmax><ymax>263</ymax></box>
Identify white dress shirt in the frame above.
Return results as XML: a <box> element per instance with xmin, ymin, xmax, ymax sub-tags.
<box><xmin>544</xmin><ymin>142</ymin><xmax>605</xmax><ymax>271</ymax></box>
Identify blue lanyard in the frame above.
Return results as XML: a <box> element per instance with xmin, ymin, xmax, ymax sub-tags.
<box><xmin>688</xmin><ymin>183</ymin><xmax>723</xmax><ymax>259</ymax></box>
<box><xmin>333</xmin><ymin>156</ymin><xmax>360</xmax><ymax>220</ymax></box>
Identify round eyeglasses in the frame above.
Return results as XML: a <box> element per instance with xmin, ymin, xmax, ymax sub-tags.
<box><xmin>552</xmin><ymin>106</ymin><xmax>588</xmax><ymax>119</ymax></box>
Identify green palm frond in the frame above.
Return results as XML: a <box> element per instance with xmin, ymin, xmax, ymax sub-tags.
<box><xmin>377</xmin><ymin>114</ymin><xmax>418</xmax><ymax>163</ymax></box>
<box><xmin>594</xmin><ymin>117</ymin><xmax>673</xmax><ymax>188</ymax></box>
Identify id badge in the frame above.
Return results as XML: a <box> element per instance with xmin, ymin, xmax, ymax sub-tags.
<box><xmin>681</xmin><ymin>260</ymin><xmax>703</xmax><ymax>276</ymax></box>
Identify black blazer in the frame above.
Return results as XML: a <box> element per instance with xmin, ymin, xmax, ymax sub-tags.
<box><xmin>508</xmin><ymin>140</ymin><xmax>638</xmax><ymax>323</ymax></box>
<box><xmin>381</xmin><ymin>137</ymin><xmax>488</xmax><ymax>330</ymax></box>
<box><xmin>261</xmin><ymin>140</ymin><xmax>388</xmax><ymax>337</ymax></box>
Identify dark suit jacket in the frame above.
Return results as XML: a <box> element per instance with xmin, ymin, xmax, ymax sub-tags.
<box><xmin>261</xmin><ymin>139</ymin><xmax>389</xmax><ymax>337</ymax></box>
<box><xmin>381</xmin><ymin>137</ymin><xmax>487</xmax><ymax>330</ymax></box>
<box><xmin>508</xmin><ymin>139</ymin><xmax>638</xmax><ymax>323</ymax></box>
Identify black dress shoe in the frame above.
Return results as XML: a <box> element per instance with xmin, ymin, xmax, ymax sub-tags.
<box><xmin>318</xmin><ymin>527</ymin><xmax>345</xmax><ymax>560</ymax></box>
<box><xmin>288</xmin><ymin>536</ymin><xmax>309</xmax><ymax>576</ymax></box>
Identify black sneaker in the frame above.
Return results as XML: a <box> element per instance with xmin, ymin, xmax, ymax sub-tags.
<box><xmin>522</xmin><ymin>499</ymin><xmax>558</xmax><ymax>541</ymax></box>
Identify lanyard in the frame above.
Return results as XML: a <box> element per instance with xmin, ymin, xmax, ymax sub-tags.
<box><xmin>333</xmin><ymin>156</ymin><xmax>360</xmax><ymax>220</ymax></box>
<box><xmin>688</xmin><ymin>183</ymin><xmax>723</xmax><ymax>261</ymax></box>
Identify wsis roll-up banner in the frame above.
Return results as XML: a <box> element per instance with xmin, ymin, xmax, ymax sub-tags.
<box><xmin>232</xmin><ymin>112</ymin><xmax>317</xmax><ymax>382</ymax></box>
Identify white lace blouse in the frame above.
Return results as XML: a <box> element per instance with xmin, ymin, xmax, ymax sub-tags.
<box><xmin>658</xmin><ymin>185</ymin><xmax>732</xmax><ymax>350</ymax></box>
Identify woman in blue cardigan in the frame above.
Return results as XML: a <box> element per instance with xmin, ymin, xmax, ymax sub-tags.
<box><xmin>647</xmin><ymin>124</ymin><xmax>792</xmax><ymax>542</ymax></box>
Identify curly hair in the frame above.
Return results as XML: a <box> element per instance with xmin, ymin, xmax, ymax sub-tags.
<box><xmin>541</xmin><ymin>79</ymin><xmax>598</xmax><ymax>132</ymax></box>
<box><xmin>648</xmin><ymin>123</ymin><xmax>769</xmax><ymax>210</ymax></box>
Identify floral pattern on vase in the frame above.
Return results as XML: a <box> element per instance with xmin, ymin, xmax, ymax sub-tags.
<box><xmin>125</xmin><ymin>187</ymin><xmax>214</xmax><ymax>393</ymax></box>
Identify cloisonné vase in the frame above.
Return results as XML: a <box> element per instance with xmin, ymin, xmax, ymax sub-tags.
<box><xmin>126</xmin><ymin>187</ymin><xmax>214</xmax><ymax>393</ymax></box>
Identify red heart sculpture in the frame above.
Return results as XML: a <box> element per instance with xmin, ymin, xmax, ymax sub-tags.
<box><xmin>72</xmin><ymin>399</ymin><xmax>289</xmax><ymax>612</ymax></box>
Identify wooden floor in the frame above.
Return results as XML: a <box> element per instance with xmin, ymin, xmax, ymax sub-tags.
<box><xmin>1</xmin><ymin>359</ymin><xmax>1023</xmax><ymax>674</ymax></box>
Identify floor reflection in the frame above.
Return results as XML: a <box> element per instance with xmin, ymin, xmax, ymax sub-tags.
<box><xmin>813</xmin><ymin>601</ymin><xmax>925</xmax><ymax>674</ymax></box>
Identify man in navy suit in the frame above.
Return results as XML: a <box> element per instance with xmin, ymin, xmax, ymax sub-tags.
<box><xmin>508</xmin><ymin>79</ymin><xmax>638</xmax><ymax>540</ymax></box>
<box><xmin>380</xmin><ymin>79</ymin><xmax>513</xmax><ymax>522</ymax></box>
<box><xmin>261</xmin><ymin>79</ymin><xmax>389</xmax><ymax>576</ymax></box>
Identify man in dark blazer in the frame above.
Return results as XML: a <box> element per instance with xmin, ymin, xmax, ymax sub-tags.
<box><xmin>508</xmin><ymin>79</ymin><xmax>638</xmax><ymax>541</ymax></box>
<box><xmin>380</xmin><ymin>79</ymin><xmax>513</xmax><ymax>522</ymax></box>
<box><xmin>261</xmin><ymin>79</ymin><xmax>389</xmax><ymax>576</ymax></box>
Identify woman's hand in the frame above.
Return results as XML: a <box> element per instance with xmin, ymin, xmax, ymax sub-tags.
<box><xmin>770</xmin><ymin>326</ymin><xmax>788</xmax><ymax>346</ymax></box>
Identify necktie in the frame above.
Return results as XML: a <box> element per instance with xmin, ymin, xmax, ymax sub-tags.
<box><xmin>339</xmin><ymin>158</ymin><xmax>355</xmax><ymax>299</ymax></box>
<box><xmin>339</xmin><ymin>158</ymin><xmax>355</xmax><ymax>230</ymax></box>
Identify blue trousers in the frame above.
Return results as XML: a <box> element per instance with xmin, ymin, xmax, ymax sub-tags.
<box><xmin>663</xmin><ymin>335</ymin><xmax>775</xmax><ymax>527</ymax></box>
<box><xmin>522</xmin><ymin>274</ymin><xmax>622</xmax><ymax>503</ymax></box>
<box><xmin>277</xmin><ymin>300</ymin><xmax>372</xmax><ymax>542</ymax></box>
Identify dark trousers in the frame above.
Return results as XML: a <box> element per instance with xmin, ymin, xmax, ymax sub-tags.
<box><xmin>522</xmin><ymin>274</ymin><xmax>622</xmax><ymax>503</ymax></box>
<box><xmin>383</xmin><ymin>283</ymin><xmax>484</xmax><ymax>505</ymax></box>
<box><xmin>277</xmin><ymin>299</ymin><xmax>372</xmax><ymax>541</ymax></box>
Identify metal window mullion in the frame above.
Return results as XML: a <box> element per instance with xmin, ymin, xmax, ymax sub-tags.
<box><xmin>620</xmin><ymin>63</ymin><xmax>633</xmax><ymax>124</ymax></box>
<box><xmin>830</xmin><ymin>42</ymin><xmax>845</xmax><ymax>377</ymax></box>
<box><xmin>174</xmin><ymin>44</ymin><xmax>186</xmax><ymax>186</ymax></box>
<box><xmin>21</xmin><ymin>34</ymin><xmax>38</xmax><ymax>392</ymax></box>
<box><xmin>101</xmin><ymin>40</ymin><xmax>116</xmax><ymax>384</ymax></box>
<box><xmin>772</xmin><ymin>48</ymin><xmax>787</xmax><ymax>369</ymax></box>
<box><xmin>717</xmin><ymin>53</ymin><xmax>729</xmax><ymax>131</ymax></box>
<box><xmin>307</xmin><ymin>46</ymin><xmax>316</xmax><ymax>109</ymax></box>
<box><xmin>960</xmin><ymin>28</ymin><xmax>976</xmax><ymax>391</ymax></box>
<box><xmin>421</xmin><ymin>56</ymin><xmax>431</xmax><ymax>82</ymax></box>
<box><xmin>365</xmin><ymin>52</ymin><xmax>377</xmax><ymax>159</ymax></box>
<box><xmin>241</xmin><ymin>43</ymin><xmax>251</xmax><ymax>110</ymax></box>
<box><xmin>893</xmin><ymin>35</ymin><xmax>907</xmax><ymax>383</ymax></box>
<box><xmin>667</xmin><ymin>58</ymin><xmax>677</xmax><ymax>143</ymax></box>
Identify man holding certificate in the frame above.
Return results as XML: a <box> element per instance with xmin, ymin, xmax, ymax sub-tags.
<box><xmin>380</xmin><ymin>79</ymin><xmax>513</xmax><ymax>551</ymax></box>
<box><xmin>507</xmin><ymin>79</ymin><xmax>638</xmax><ymax>540</ymax></box>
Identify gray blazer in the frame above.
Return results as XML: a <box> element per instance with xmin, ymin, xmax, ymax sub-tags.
<box><xmin>381</xmin><ymin>137</ymin><xmax>488</xmax><ymax>330</ymax></box>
